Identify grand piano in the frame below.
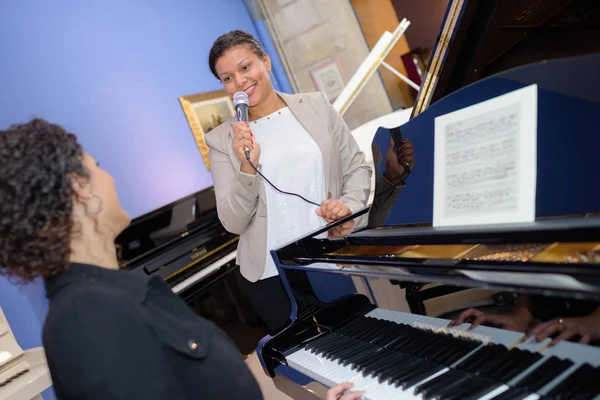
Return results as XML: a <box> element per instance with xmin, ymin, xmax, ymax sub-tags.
<box><xmin>258</xmin><ymin>0</ymin><xmax>600</xmax><ymax>399</ymax></box>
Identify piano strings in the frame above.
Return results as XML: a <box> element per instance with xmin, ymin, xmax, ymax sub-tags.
<box><xmin>326</xmin><ymin>242</ymin><xmax>600</xmax><ymax>265</ymax></box>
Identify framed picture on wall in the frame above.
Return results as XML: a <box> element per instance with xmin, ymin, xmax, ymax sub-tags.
<box><xmin>309</xmin><ymin>58</ymin><xmax>346</xmax><ymax>103</ymax></box>
<box><xmin>179</xmin><ymin>90</ymin><xmax>235</xmax><ymax>171</ymax></box>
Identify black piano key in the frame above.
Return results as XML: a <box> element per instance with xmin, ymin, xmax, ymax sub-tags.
<box><xmin>378</xmin><ymin>356</ymin><xmax>422</xmax><ymax>383</ymax></box>
<box><xmin>360</xmin><ymin>318</ymin><xmax>390</xmax><ymax>338</ymax></box>
<box><xmin>459</xmin><ymin>381</ymin><xmax>504</xmax><ymax>400</ymax></box>
<box><xmin>391</xmin><ymin>359</ymin><xmax>444</xmax><ymax>389</ymax></box>
<box><xmin>330</xmin><ymin>338</ymin><xmax>369</xmax><ymax>361</ymax></box>
<box><xmin>373</xmin><ymin>324</ymin><xmax>404</xmax><ymax>346</ymax></box>
<box><xmin>343</xmin><ymin>344</ymin><xmax>378</xmax><ymax>367</ymax></box>
<box><xmin>458</xmin><ymin>345</ymin><xmax>504</xmax><ymax>373</ymax></box>
<box><xmin>305</xmin><ymin>332</ymin><xmax>337</xmax><ymax>352</ymax></box>
<box><xmin>419</xmin><ymin>334</ymin><xmax>457</xmax><ymax>360</ymax></box>
<box><xmin>375</xmin><ymin>353</ymin><xmax>421</xmax><ymax>382</ymax></box>
<box><xmin>562</xmin><ymin>365</ymin><xmax>600</xmax><ymax>400</ymax></box>
<box><xmin>407</xmin><ymin>336</ymin><xmax>445</xmax><ymax>360</ymax></box>
<box><xmin>356</xmin><ymin>320</ymin><xmax>388</xmax><ymax>341</ymax></box>
<box><xmin>321</xmin><ymin>336</ymin><xmax>359</xmax><ymax>358</ymax></box>
<box><xmin>320</xmin><ymin>340</ymin><xmax>356</xmax><ymax>360</ymax></box>
<box><xmin>515</xmin><ymin>356</ymin><xmax>573</xmax><ymax>392</ymax></box>
<box><xmin>490</xmin><ymin>350</ymin><xmax>540</xmax><ymax>382</ymax></box>
<box><xmin>389</xmin><ymin>362</ymin><xmax>431</xmax><ymax>388</ymax></box>
<box><xmin>401</xmin><ymin>363</ymin><xmax>446</xmax><ymax>389</ymax></box>
<box><xmin>335</xmin><ymin>341</ymin><xmax>372</xmax><ymax>364</ymax></box>
<box><xmin>416</xmin><ymin>369</ymin><xmax>464</xmax><ymax>397</ymax></box>
<box><xmin>360</xmin><ymin>322</ymin><xmax>393</xmax><ymax>344</ymax></box>
<box><xmin>491</xmin><ymin>386</ymin><xmax>532</xmax><ymax>400</ymax></box>
<box><xmin>361</xmin><ymin>350</ymin><xmax>399</xmax><ymax>376</ymax></box>
<box><xmin>392</xmin><ymin>327</ymin><xmax>426</xmax><ymax>348</ymax></box>
<box><xmin>429</xmin><ymin>376</ymin><xmax>472</xmax><ymax>400</ymax></box>
<box><xmin>310</xmin><ymin>333</ymin><xmax>346</xmax><ymax>355</ymax></box>
<box><xmin>435</xmin><ymin>375</ymin><xmax>490</xmax><ymax>400</ymax></box>
<box><xmin>454</xmin><ymin>347</ymin><xmax>488</xmax><ymax>370</ymax></box>
<box><xmin>437</xmin><ymin>340</ymin><xmax>480</xmax><ymax>365</ymax></box>
<box><xmin>362</xmin><ymin>352</ymin><xmax>403</xmax><ymax>377</ymax></box>
<box><xmin>351</xmin><ymin>348</ymin><xmax>387</xmax><ymax>371</ymax></box>
<box><xmin>546</xmin><ymin>363</ymin><xmax>597</xmax><ymax>399</ymax></box>
<box><xmin>476</xmin><ymin>348</ymin><xmax>517</xmax><ymax>377</ymax></box>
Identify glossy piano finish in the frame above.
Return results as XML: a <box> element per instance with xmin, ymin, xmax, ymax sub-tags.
<box><xmin>257</xmin><ymin>1</ymin><xmax>600</xmax><ymax>397</ymax></box>
<box><xmin>412</xmin><ymin>0</ymin><xmax>600</xmax><ymax>118</ymax></box>
<box><xmin>272</xmin><ymin>215</ymin><xmax>600</xmax><ymax>301</ymax></box>
<box><xmin>115</xmin><ymin>187</ymin><xmax>238</xmax><ymax>291</ymax></box>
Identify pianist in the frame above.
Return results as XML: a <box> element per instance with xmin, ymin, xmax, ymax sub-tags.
<box><xmin>205</xmin><ymin>30</ymin><xmax>372</xmax><ymax>333</ymax></box>
<box><xmin>0</xmin><ymin>119</ymin><xmax>263</xmax><ymax>399</ymax></box>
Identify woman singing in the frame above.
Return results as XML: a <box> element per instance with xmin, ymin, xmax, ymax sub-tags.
<box><xmin>206</xmin><ymin>30</ymin><xmax>372</xmax><ymax>333</ymax></box>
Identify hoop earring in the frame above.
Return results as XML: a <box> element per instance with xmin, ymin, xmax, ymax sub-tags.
<box><xmin>84</xmin><ymin>193</ymin><xmax>104</xmax><ymax>215</ymax></box>
<box><xmin>270</xmin><ymin>71</ymin><xmax>278</xmax><ymax>87</ymax></box>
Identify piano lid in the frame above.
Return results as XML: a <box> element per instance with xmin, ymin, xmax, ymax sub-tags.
<box><xmin>412</xmin><ymin>0</ymin><xmax>600</xmax><ymax>117</ymax></box>
<box><xmin>115</xmin><ymin>186</ymin><xmax>224</xmax><ymax>269</ymax></box>
<box><xmin>272</xmin><ymin>212</ymin><xmax>600</xmax><ymax>301</ymax></box>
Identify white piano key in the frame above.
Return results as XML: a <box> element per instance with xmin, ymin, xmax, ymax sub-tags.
<box><xmin>477</xmin><ymin>385</ymin><xmax>510</xmax><ymax>400</ymax></box>
<box><xmin>171</xmin><ymin>250</ymin><xmax>236</xmax><ymax>293</ymax></box>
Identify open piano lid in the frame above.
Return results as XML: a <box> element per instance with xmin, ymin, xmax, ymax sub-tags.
<box><xmin>413</xmin><ymin>0</ymin><xmax>600</xmax><ymax>118</ymax></box>
<box><xmin>272</xmin><ymin>0</ymin><xmax>600</xmax><ymax>301</ymax></box>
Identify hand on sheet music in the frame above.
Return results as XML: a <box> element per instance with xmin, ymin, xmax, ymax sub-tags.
<box><xmin>316</xmin><ymin>200</ymin><xmax>354</xmax><ymax>237</ymax></box>
<box><xmin>524</xmin><ymin>312</ymin><xmax>600</xmax><ymax>346</ymax></box>
<box><xmin>383</xmin><ymin>138</ymin><xmax>414</xmax><ymax>184</ymax></box>
<box><xmin>232</xmin><ymin>121</ymin><xmax>261</xmax><ymax>171</ymax></box>
<box><xmin>448</xmin><ymin>308</ymin><xmax>530</xmax><ymax>333</ymax></box>
<box><xmin>327</xmin><ymin>382</ymin><xmax>364</xmax><ymax>400</ymax></box>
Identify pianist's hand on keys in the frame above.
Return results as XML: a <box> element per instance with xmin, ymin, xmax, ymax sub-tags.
<box><xmin>327</xmin><ymin>382</ymin><xmax>365</xmax><ymax>400</ymax></box>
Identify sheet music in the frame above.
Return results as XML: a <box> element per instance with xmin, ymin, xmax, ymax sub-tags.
<box><xmin>433</xmin><ymin>84</ymin><xmax>537</xmax><ymax>227</ymax></box>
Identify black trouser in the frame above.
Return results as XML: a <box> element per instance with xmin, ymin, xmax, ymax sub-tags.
<box><xmin>243</xmin><ymin>275</ymin><xmax>292</xmax><ymax>334</ymax></box>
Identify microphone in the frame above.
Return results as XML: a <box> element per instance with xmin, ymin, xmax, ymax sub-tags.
<box><xmin>233</xmin><ymin>91</ymin><xmax>250</xmax><ymax>160</ymax></box>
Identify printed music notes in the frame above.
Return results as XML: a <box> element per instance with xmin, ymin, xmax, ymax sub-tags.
<box><xmin>433</xmin><ymin>85</ymin><xmax>538</xmax><ymax>227</ymax></box>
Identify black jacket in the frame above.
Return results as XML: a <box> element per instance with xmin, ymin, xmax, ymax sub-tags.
<box><xmin>43</xmin><ymin>263</ymin><xmax>263</xmax><ymax>400</ymax></box>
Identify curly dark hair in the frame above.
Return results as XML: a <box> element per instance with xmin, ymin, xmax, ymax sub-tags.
<box><xmin>208</xmin><ymin>30</ymin><xmax>266</xmax><ymax>80</ymax></box>
<box><xmin>0</xmin><ymin>119</ymin><xmax>88</xmax><ymax>283</ymax></box>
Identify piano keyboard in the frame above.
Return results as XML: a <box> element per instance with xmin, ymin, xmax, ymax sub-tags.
<box><xmin>0</xmin><ymin>348</ymin><xmax>52</xmax><ymax>400</ymax></box>
<box><xmin>285</xmin><ymin>309</ymin><xmax>600</xmax><ymax>400</ymax></box>
<box><xmin>171</xmin><ymin>250</ymin><xmax>236</xmax><ymax>294</ymax></box>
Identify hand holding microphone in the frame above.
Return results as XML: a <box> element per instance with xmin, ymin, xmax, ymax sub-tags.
<box><xmin>232</xmin><ymin>91</ymin><xmax>260</xmax><ymax>173</ymax></box>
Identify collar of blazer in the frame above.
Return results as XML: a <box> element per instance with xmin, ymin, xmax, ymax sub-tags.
<box><xmin>225</xmin><ymin>90</ymin><xmax>334</xmax><ymax>194</ymax></box>
<box><xmin>228</xmin><ymin>91</ymin><xmax>331</xmax><ymax>158</ymax></box>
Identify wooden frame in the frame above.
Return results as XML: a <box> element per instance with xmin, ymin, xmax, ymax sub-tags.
<box><xmin>179</xmin><ymin>90</ymin><xmax>235</xmax><ymax>171</ymax></box>
<box><xmin>309</xmin><ymin>58</ymin><xmax>347</xmax><ymax>103</ymax></box>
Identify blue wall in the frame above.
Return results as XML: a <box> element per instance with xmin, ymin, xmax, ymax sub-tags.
<box><xmin>0</xmin><ymin>1</ymin><xmax>271</xmax><ymax>398</ymax></box>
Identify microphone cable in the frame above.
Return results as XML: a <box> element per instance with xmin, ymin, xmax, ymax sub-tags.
<box><xmin>245</xmin><ymin>153</ymin><xmax>321</xmax><ymax>207</ymax></box>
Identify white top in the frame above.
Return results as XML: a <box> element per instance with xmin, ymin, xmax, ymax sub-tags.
<box><xmin>251</xmin><ymin>107</ymin><xmax>327</xmax><ymax>280</ymax></box>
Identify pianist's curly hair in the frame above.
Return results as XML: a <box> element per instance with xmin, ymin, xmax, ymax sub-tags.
<box><xmin>0</xmin><ymin>119</ymin><xmax>88</xmax><ymax>283</ymax></box>
<box><xmin>209</xmin><ymin>30</ymin><xmax>266</xmax><ymax>80</ymax></box>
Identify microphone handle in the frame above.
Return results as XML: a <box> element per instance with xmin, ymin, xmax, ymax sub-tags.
<box><xmin>236</xmin><ymin>103</ymin><xmax>251</xmax><ymax>160</ymax></box>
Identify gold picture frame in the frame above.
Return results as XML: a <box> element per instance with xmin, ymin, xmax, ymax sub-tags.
<box><xmin>179</xmin><ymin>90</ymin><xmax>235</xmax><ymax>171</ymax></box>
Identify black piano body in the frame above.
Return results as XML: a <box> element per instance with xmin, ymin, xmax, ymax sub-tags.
<box><xmin>115</xmin><ymin>187</ymin><xmax>238</xmax><ymax>300</ymax></box>
<box><xmin>258</xmin><ymin>0</ymin><xmax>600</xmax><ymax>398</ymax></box>
<box><xmin>115</xmin><ymin>187</ymin><xmax>267</xmax><ymax>352</ymax></box>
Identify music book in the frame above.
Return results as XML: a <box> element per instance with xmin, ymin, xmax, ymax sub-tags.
<box><xmin>433</xmin><ymin>84</ymin><xmax>538</xmax><ymax>227</ymax></box>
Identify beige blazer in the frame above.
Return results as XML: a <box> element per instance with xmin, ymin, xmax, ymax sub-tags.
<box><xmin>205</xmin><ymin>91</ymin><xmax>372</xmax><ymax>282</ymax></box>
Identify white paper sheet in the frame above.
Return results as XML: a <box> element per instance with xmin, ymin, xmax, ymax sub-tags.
<box><xmin>433</xmin><ymin>84</ymin><xmax>538</xmax><ymax>227</ymax></box>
